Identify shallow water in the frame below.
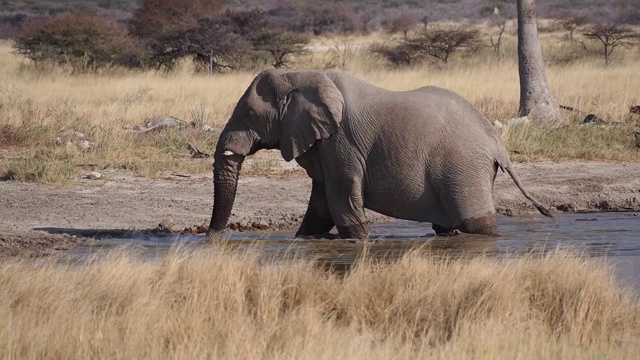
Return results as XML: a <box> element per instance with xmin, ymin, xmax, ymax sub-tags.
<box><xmin>71</xmin><ymin>212</ymin><xmax>640</xmax><ymax>290</ymax></box>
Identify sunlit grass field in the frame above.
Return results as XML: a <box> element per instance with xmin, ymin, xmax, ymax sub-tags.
<box><xmin>1</xmin><ymin>27</ymin><xmax>639</xmax><ymax>183</ymax></box>
<box><xmin>1</xmin><ymin>248</ymin><xmax>638</xmax><ymax>359</ymax></box>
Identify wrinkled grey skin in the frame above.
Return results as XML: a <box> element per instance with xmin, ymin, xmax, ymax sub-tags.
<box><xmin>208</xmin><ymin>69</ymin><xmax>552</xmax><ymax>239</ymax></box>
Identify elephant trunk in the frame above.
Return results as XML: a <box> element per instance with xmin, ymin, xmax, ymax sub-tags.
<box><xmin>208</xmin><ymin>154</ymin><xmax>245</xmax><ymax>235</ymax></box>
<box><xmin>207</xmin><ymin>128</ymin><xmax>254</xmax><ymax>236</ymax></box>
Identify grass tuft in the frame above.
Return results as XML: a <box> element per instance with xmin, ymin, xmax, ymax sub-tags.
<box><xmin>504</xmin><ymin>123</ymin><xmax>639</xmax><ymax>162</ymax></box>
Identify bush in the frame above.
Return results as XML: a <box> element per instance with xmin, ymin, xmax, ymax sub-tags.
<box><xmin>265</xmin><ymin>2</ymin><xmax>361</xmax><ymax>35</ymax></box>
<box><xmin>127</xmin><ymin>0</ymin><xmax>224</xmax><ymax>39</ymax></box>
<box><xmin>369</xmin><ymin>42</ymin><xmax>417</xmax><ymax>67</ymax></box>
<box><xmin>135</xmin><ymin>7</ymin><xmax>311</xmax><ymax>72</ymax></box>
<box><xmin>13</xmin><ymin>13</ymin><xmax>131</xmax><ymax>72</ymax></box>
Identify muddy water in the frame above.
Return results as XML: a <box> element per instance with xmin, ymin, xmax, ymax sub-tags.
<box><xmin>73</xmin><ymin>212</ymin><xmax>640</xmax><ymax>290</ymax></box>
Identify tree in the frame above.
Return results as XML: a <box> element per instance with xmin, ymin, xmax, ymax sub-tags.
<box><xmin>309</xmin><ymin>3</ymin><xmax>360</xmax><ymax>35</ymax></box>
<box><xmin>490</xmin><ymin>17</ymin><xmax>506</xmax><ymax>56</ymax></box>
<box><xmin>583</xmin><ymin>23</ymin><xmax>640</xmax><ymax>66</ymax></box>
<box><xmin>13</xmin><ymin>13</ymin><xmax>131</xmax><ymax>72</ymax></box>
<box><xmin>253</xmin><ymin>30</ymin><xmax>310</xmax><ymax>69</ymax></box>
<box><xmin>223</xmin><ymin>8</ymin><xmax>268</xmax><ymax>37</ymax></box>
<box><xmin>388</xmin><ymin>15</ymin><xmax>417</xmax><ymax>39</ymax></box>
<box><xmin>149</xmin><ymin>16</ymin><xmax>250</xmax><ymax>72</ymax></box>
<box><xmin>516</xmin><ymin>0</ymin><xmax>561</xmax><ymax>122</ymax></box>
<box><xmin>559</xmin><ymin>15</ymin><xmax>589</xmax><ymax>43</ymax></box>
<box><xmin>404</xmin><ymin>26</ymin><xmax>481</xmax><ymax>64</ymax></box>
<box><xmin>128</xmin><ymin>0</ymin><xmax>224</xmax><ymax>39</ymax></box>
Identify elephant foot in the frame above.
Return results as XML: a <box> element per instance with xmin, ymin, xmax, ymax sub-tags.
<box><xmin>456</xmin><ymin>215</ymin><xmax>498</xmax><ymax>236</ymax></box>
<box><xmin>296</xmin><ymin>232</ymin><xmax>340</xmax><ymax>240</ymax></box>
<box><xmin>432</xmin><ymin>223</ymin><xmax>454</xmax><ymax>236</ymax></box>
<box><xmin>337</xmin><ymin>223</ymin><xmax>369</xmax><ymax>240</ymax></box>
<box><xmin>204</xmin><ymin>230</ymin><xmax>224</xmax><ymax>242</ymax></box>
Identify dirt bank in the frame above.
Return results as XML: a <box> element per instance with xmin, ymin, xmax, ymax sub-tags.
<box><xmin>1</xmin><ymin>159</ymin><xmax>639</xmax><ymax>258</ymax></box>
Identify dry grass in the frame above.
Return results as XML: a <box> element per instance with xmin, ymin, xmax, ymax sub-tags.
<box><xmin>1</xmin><ymin>28</ymin><xmax>639</xmax><ymax>183</ymax></box>
<box><xmin>0</xmin><ymin>248</ymin><xmax>638</xmax><ymax>359</ymax></box>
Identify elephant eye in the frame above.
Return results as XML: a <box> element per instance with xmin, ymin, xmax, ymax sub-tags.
<box><xmin>247</xmin><ymin>110</ymin><xmax>255</xmax><ymax>118</ymax></box>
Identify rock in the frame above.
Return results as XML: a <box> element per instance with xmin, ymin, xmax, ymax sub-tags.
<box><xmin>78</xmin><ymin>140</ymin><xmax>96</xmax><ymax>150</ymax></box>
<box><xmin>83</xmin><ymin>171</ymin><xmax>103</xmax><ymax>180</ymax></box>
<box><xmin>229</xmin><ymin>222</ymin><xmax>252</xmax><ymax>231</ymax></box>
<box><xmin>201</xmin><ymin>124</ymin><xmax>216</xmax><ymax>132</ymax></box>
<box><xmin>196</xmin><ymin>223</ymin><xmax>209</xmax><ymax>233</ymax></box>
<box><xmin>493</xmin><ymin>120</ymin><xmax>504</xmax><ymax>133</ymax></box>
<box><xmin>555</xmin><ymin>203</ymin><xmax>575</xmax><ymax>212</ymax></box>
<box><xmin>181</xmin><ymin>224</ymin><xmax>210</xmax><ymax>234</ymax></box>
<box><xmin>157</xmin><ymin>219</ymin><xmax>176</xmax><ymax>232</ymax></box>
<box><xmin>144</xmin><ymin>116</ymin><xmax>187</xmax><ymax>132</ymax></box>
<box><xmin>252</xmin><ymin>221</ymin><xmax>270</xmax><ymax>230</ymax></box>
<box><xmin>62</xmin><ymin>130</ymin><xmax>86</xmax><ymax>139</ymax></box>
<box><xmin>187</xmin><ymin>143</ymin><xmax>210</xmax><ymax>158</ymax></box>
<box><xmin>582</xmin><ymin>113</ymin><xmax>606</xmax><ymax>124</ymax></box>
<box><xmin>506</xmin><ymin>116</ymin><xmax>529</xmax><ymax>126</ymax></box>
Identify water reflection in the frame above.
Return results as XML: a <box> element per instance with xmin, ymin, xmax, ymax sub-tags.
<box><xmin>70</xmin><ymin>212</ymin><xmax>640</xmax><ymax>289</ymax></box>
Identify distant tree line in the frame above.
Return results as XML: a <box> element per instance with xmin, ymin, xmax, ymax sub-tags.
<box><xmin>12</xmin><ymin>0</ymin><xmax>318</xmax><ymax>72</ymax></box>
<box><xmin>8</xmin><ymin>0</ymin><xmax>640</xmax><ymax>72</ymax></box>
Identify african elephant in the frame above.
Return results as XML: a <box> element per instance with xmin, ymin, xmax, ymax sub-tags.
<box><xmin>207</xmin><ymin>69</ymin><xmax>552</xmax><ymax>239</ymax></box>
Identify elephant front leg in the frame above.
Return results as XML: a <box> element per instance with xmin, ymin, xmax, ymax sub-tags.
<box><xmin>295</xmin><ymin>180</ymin><xmax>335</xmax><ymax>238</ymax></box>
<box><xmin>325</xmin><ymin>176</ymin><xmax>369</xmax><ymax>240</ymax></box>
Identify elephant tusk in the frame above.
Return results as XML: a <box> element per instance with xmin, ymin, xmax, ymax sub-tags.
<box><xmin>223</xmin><ymin>150</ymin><xmax>236</xmax><ymax>156</ymax></box>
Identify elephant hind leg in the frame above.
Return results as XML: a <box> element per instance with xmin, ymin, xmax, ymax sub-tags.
<box><xmin>432</xmin><ymin>223</ymin><xmax>452</xmax><ymax>236</ymax></box>
<box><xmin>456</xmin><ymin>215</ymin><xmax>498</xmax><ymax>236</ymax></box>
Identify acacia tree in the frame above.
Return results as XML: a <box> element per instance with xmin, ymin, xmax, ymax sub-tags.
<box><xmin>559</xmin><ymin>15</ymin><xmax>589</xmax><ymax>43</ymax></box>
<box><xmin>583</xmin><ymin>23</ymin><xmax>640</xmax><ymax>65</ymax></box>
<box><xmin>405</xmin><ymin>26</ymin><xmax>481</xmax><ymax>64</ymax></box>
<box><xmin>253</xmin><ymin>30</ymin><xmax>310</xmax><ymax>68</ymax></box>
<box><xmin>517</xmin><ymin>0</ymin><xmax>561</xmax><ymax>122</ymax></box>
<box><xmin>490</xmin><ymin>17</ymin><xmax>507</xmax><ymax>56</ymax></box>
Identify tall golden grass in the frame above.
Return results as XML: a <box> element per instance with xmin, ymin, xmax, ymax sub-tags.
<box><xmin>0</xmin><ymin>248</ymin><xmax>638</xmax><ymax>359</ymax></box>
<box><xmin>1</xmin><ymin>28</ymin><xmax>639</xmax><ymax>182</ymax></box>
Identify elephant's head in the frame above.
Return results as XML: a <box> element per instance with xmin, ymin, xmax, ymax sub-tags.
<box><xmin>207</xmin><ymin>70</ymin><xmax>345</xmax><ymax>235</ymax></box>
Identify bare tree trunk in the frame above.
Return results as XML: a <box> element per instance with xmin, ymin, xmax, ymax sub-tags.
<box><xmin>208</xmin><ymin>51</ymin><xmax>213</xmax><ymax>74</ymax></box>
<box><xmin>517</xmin><ymin>0</ymin><xmax>562</xmax><ymax>122</ymax></box>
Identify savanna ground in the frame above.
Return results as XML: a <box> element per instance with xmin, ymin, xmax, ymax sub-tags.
<box><xmin>1</xmin><ymin>26</ymin><xmax>640</xmax><ymax>358</ymax></box>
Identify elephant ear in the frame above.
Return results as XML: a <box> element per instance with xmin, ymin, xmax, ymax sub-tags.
<box><xmin>279</xmin><ymin>72</ymin><xmax>344</xmax><ymax>161</ymax></box>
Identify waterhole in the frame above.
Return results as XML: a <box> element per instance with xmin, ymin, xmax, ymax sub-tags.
<box><xmin>71</xmin><ymin>212</ymin><xmax>640</xmax><ymax>290</ymax></box>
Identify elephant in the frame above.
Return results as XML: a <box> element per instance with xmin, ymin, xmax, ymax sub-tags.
<box><xmin>207</xmin><ymin>69</ymin><xmax>552</xmax><ymax>239</ymax></box>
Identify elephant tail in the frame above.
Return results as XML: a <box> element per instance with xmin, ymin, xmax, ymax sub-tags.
<box><xmin>497</xmin><ymin>158</ymin><xmax>554</xmax><ymax>218</ymax></box>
